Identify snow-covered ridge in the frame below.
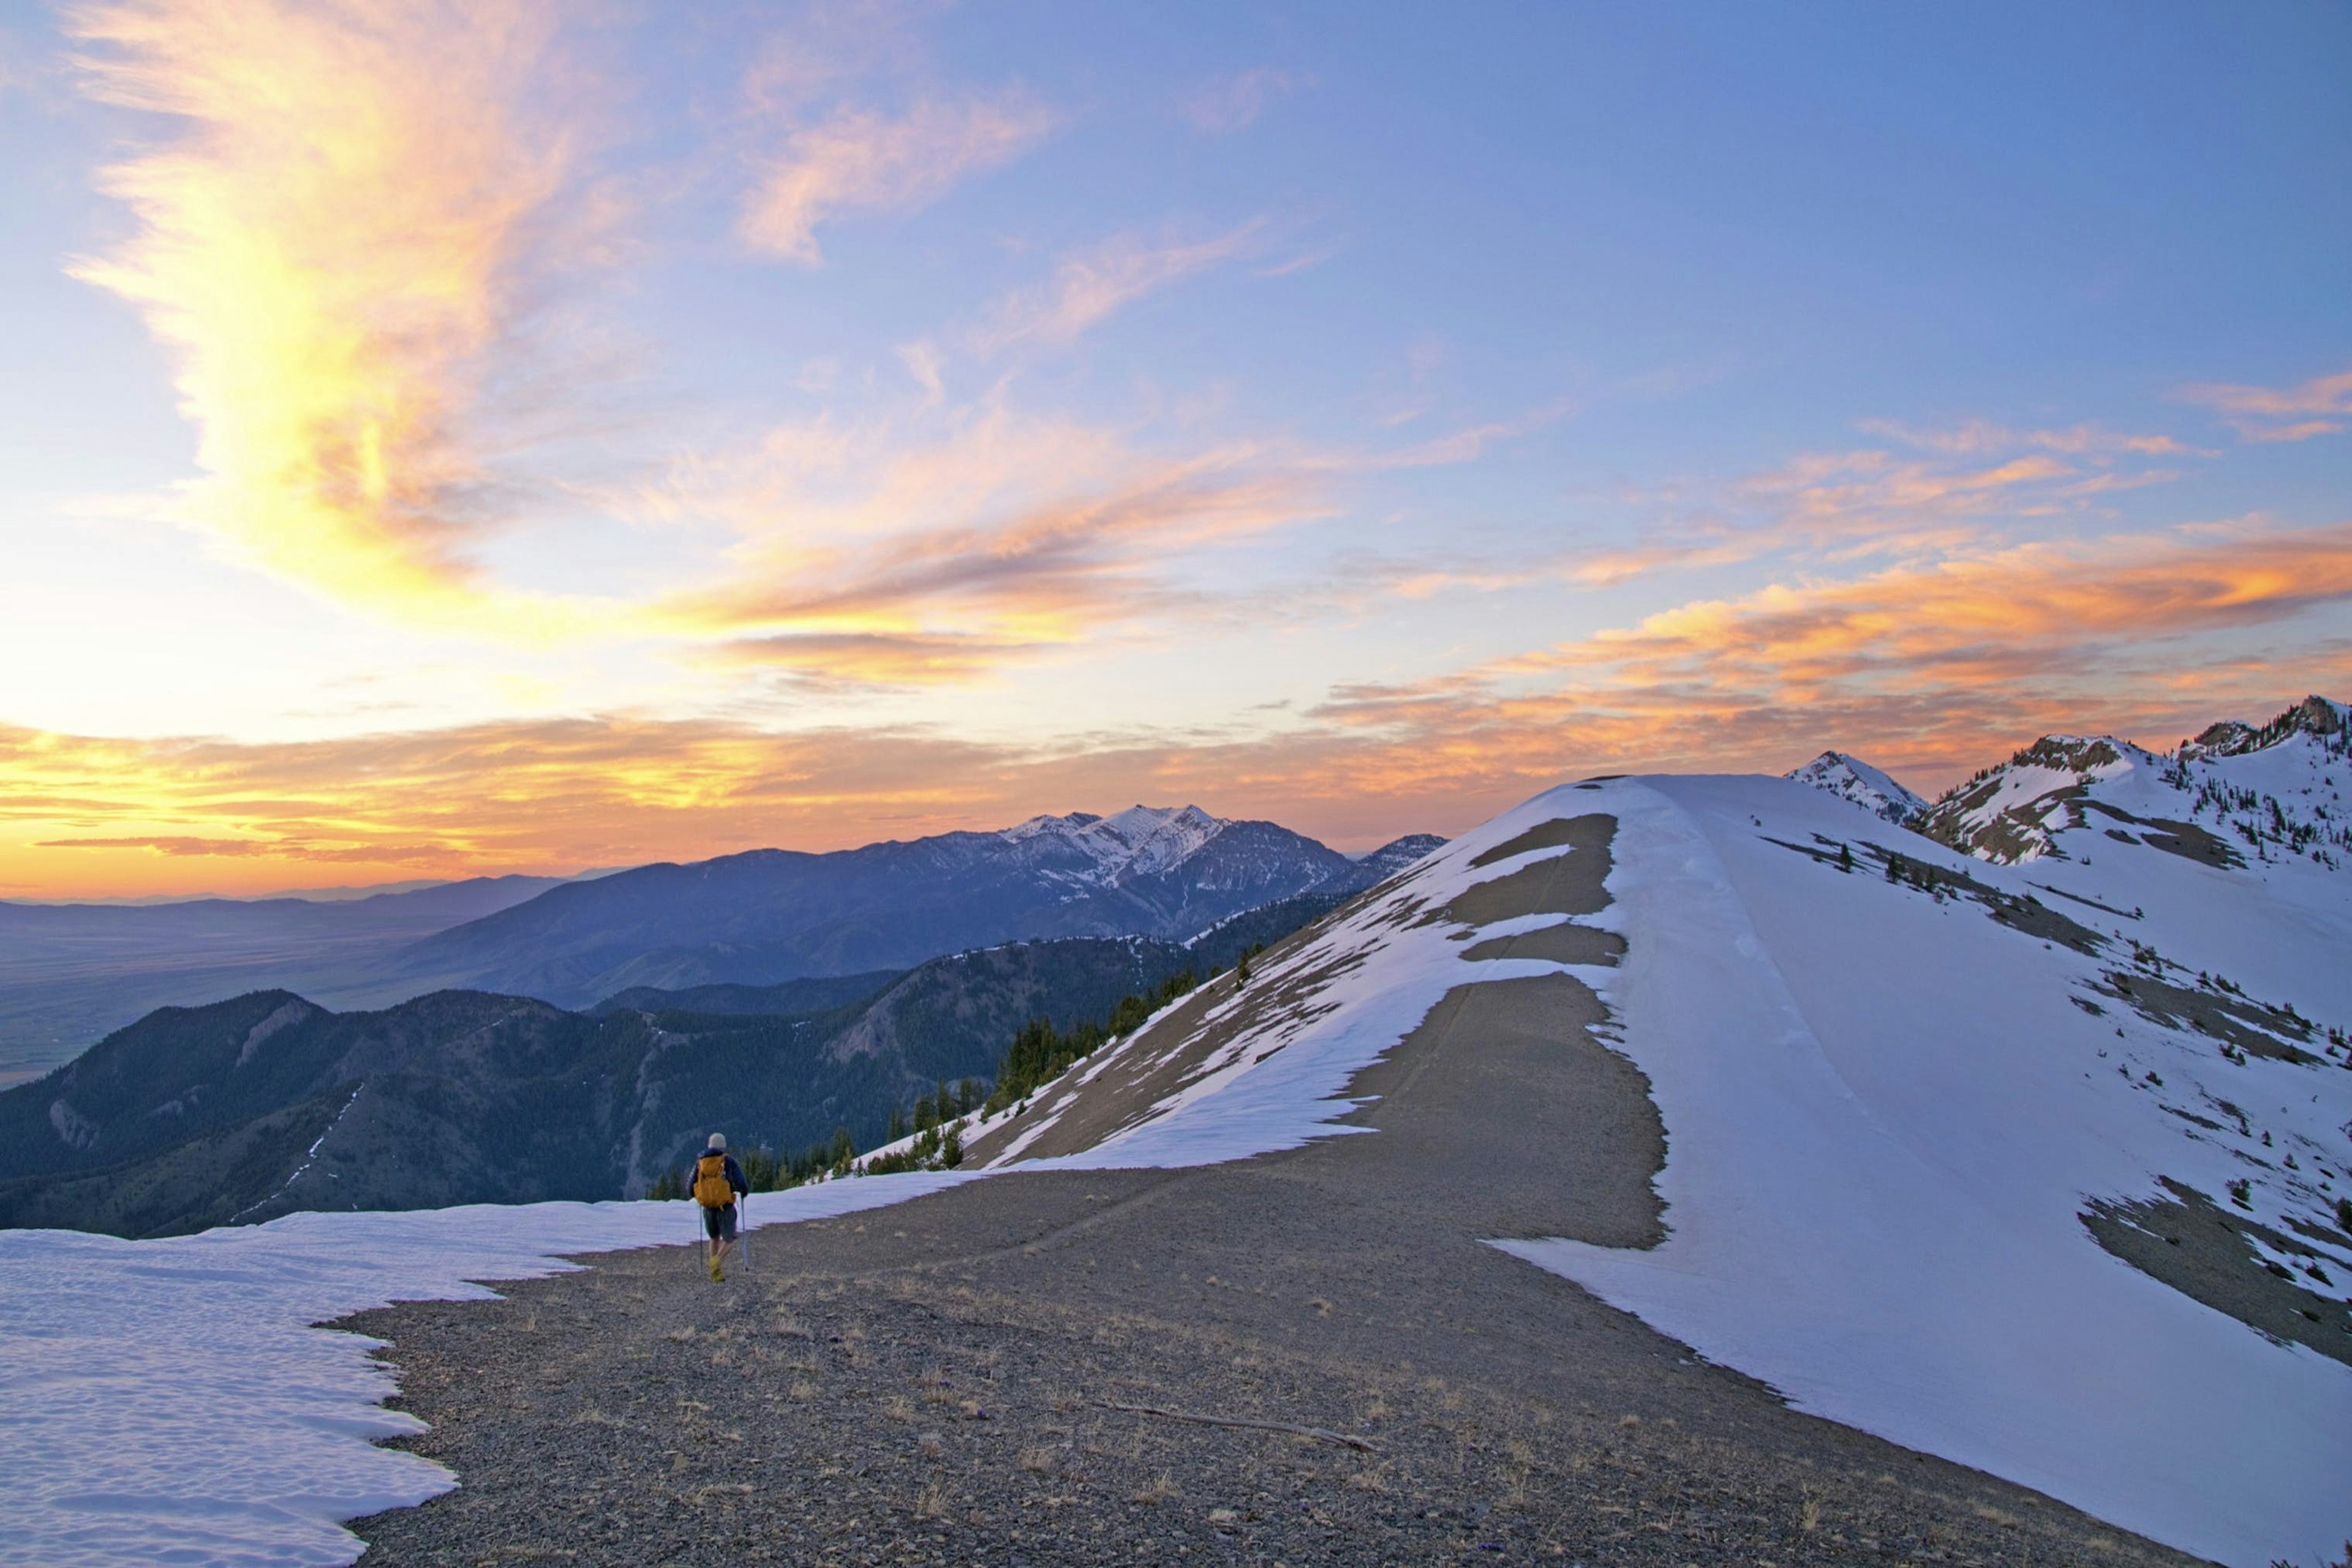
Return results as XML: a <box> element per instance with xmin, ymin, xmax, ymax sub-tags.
<box><xmin>2184</xmin><ymin>693</ymin><xmax>2350</xmax><ymax>760</ymax></box>
<box><xmin>1785</xmin><ymin>750</ymin><xmax>1927</xmax><ymax>823</ymax></box>
<box><xmin>1916</xmin><ymin>695</ymin><xmax>2352</xmax><ymax>870</ymax></box>
<box><xmin>953</xmin><ymin>757</ymin><xmax>2352</xmax><ymax>1567</ymax></box>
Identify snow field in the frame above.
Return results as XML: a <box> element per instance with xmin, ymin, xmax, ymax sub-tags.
<box><xmin>0</xmin><ymin>1175</ymin><xmax>972</xmax><ymax>1568</ymax></box>
<box><xmin>1015</xmin><ymin>810</ymin><xmax>1597</xmax><ymax>1175</ymax></box>
<box><xmin>1504</xmin><ymin>776</ymin><xmax>2350</xmax><ymax>1568</ymax></box>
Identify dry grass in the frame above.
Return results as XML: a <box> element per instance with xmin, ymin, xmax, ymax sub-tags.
<box><xmin>1130</xmin><ymin>1471</ymin><xmax>1181</xmax><ymax>1505</ymax></box>
<box><xmin>1016</xmin><ymin>1447</ymin><xmax>1058</xmax><ymax>1475</ymax></box>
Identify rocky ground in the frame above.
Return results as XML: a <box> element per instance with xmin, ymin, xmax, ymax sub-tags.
<box><xmin>342</xmin><ymin>818</ymin><xmax>2201</xmax><ymax>1566</ymax></box>
<box><xmin>344</xmin><ymin>1019</ymin><xmax>2194</xmax><ymax>1568</ymax></box>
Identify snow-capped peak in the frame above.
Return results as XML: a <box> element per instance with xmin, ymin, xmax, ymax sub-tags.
<box><xmin>998</xmin><ymin>804</ymin><xmax>1229</xmax><ymax>880</ymax></box>
<box><xmin>1785</xmin><ymin>750</ymin><xmax>1928</xmax><ymax>824</ymax></box>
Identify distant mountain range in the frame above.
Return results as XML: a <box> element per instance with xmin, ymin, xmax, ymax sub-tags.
<box><xmin>9</xmin><ymin>698</ymin><xmax>2347</xmax><ymax>1253</ymax></box>
<box><xmin>372</xmin><ymin>809</ymin><xmax>1439</xmax><ymax>1010</ymax></box>
<box><xmin>0</xmin><ymin>809</ymin><xmax>1443</xmax><ymax>1085</ymax></box>
<box><xmin>0</xmin><ymin>880</ymin><xmax>1383</xmax><ymax>1236</ymax></box>
<box><xmin>0</xmin><ymin>875</ymin><xmax>574</xmax><ymax>1087</ymax></box>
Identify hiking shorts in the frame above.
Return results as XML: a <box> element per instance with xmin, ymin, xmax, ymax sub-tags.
<box><xmin>701</xmin><ymin>1202</ymin><xmax>737</xmax><ymax>1242</ymax></box>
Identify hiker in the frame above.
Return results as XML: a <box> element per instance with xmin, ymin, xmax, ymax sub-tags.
<box><xmin>693</xmin><ymin>1132</ymin><xmax>750</xmax><ymax>1281</ymax></box>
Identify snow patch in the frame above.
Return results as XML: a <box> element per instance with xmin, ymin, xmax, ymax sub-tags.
<box><xmin>0</xmin><ymin>1177</ymin><xmax>972</xmax><ymax>1567</ymax></box>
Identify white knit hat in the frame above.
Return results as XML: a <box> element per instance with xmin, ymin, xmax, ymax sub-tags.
<box><xmin>707</xmin><ymin>1132</ymin><xmax>726</xmax><ymax>1151</ymax></box>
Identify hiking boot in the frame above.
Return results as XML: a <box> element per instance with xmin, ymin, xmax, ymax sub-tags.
<box><xmin>709</xmin><ymin>1256</ymin><xmax>724</xmax><ymax>1282</ymax></box>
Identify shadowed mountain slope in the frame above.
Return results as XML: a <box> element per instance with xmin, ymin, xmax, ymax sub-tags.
<box><xmin>0</xmin><ymin>875</ymin><xmax>1389</xmax><ymax>1235</ymax></box>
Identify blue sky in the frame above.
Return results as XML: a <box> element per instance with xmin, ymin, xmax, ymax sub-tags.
<box><xmin>0</xmin><ymin>0</ymin><xmax>2346</xmax><ymax>895</ymax></box>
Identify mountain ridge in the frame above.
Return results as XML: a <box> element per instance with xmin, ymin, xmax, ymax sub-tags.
<box><xmin>367</xmin><ymin>809</ymin><xmax>1419</xmax><ymax>1010</ymax></box>
<box><xmin>0</xmin><ymin>811</ymin><xmax>1441</xmax><ymax>1083</ymax></box>
<box><xmin>935</xmin><ymin>710</ymin><xmax>2349</xmax><ymax>1566</ymax></box>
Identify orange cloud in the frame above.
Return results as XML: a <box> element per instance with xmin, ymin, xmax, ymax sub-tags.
<box><xmin>638</xmin><ymin>408</ymin><xmax>1330</xmax><ymax>680</ymax></box>
<box><xmin>739</xmin><ymin>92</ymin><xmax>1053</xmax><ymax>263</ymax></box>
<box><xmin>65</xmin><ymin>0</ymin><xmax>605</xmax><ymax>627</ymax></box>
<box><xmin>12</xmin><ymin>517</ymin><xmax>2345</xmax><ymax>899</ymax></box>
<box><xmin>698</xmin><ymin>631</ymin><xmax>1035</xmax><ymax>687</ymax></box>
<box><xmin>2176</xmin><ymin>367</ymin><xmax>2352</xmax><ymax>442</ymax></box>
<box><xmin>1564</xmin><ymin>522</ymin><xmax>2352</xmax><ymax>687</ymax></box>
<box><xmin>1322</xmin><ymin>519</ymin><xmax>2352</xmax><ymax>794</ymax></box>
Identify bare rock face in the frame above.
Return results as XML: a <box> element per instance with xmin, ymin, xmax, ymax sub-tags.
<box><xmin>1913</xmin><ymin>734</ymin><xmax>2150</xmax><ymax>863</ymax></box>
<box><xmin>2186</xmin><ymin>693</ymin><xmax>2350</xmax><ymax>758</ymax></box>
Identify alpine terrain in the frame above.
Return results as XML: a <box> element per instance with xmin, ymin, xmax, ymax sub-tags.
<box><xmin>0</xmin><ymin>902</ymin><xmax>1359</xmax><ymax>1235</ymax></box>
<box><xmin>3</xmin><ymin>703</ymin><xmax>2347</xmax><ymax>1568</ymax></box>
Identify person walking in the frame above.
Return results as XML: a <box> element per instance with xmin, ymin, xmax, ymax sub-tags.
<box><xmin>692</xmin><ymin>1133</ymin><xmax>750</xmax><ymax>1281</ymax></box>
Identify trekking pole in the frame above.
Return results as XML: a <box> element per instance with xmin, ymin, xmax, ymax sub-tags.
<box><xmin>739</xmin><ymin>1191</ymin><xmax>753</xmax><ymax>1274</ymax></box>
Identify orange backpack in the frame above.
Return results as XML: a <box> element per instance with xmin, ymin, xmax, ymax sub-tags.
<box><xmin>692</xmin><ymin>1152</ymin><xmax>733</xmax><ymax>1208</ymax></box>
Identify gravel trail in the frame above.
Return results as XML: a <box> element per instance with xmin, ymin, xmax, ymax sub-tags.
<box><xmin>344</xmin><ymin>820</ymin><xmax>2199</xmax><ymax>1566</ymax></box>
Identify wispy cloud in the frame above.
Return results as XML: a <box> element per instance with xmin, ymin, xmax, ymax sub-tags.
<box><xmin>895</xmin><ymin>340</ymin><xmax>945</xmax><ymax>404</ymax></box>
<box><xmin>1569</xmin><ymin>419</ymin><xmax>2200</xmax><ymax>587</ymax></box>
<box><xmin>1181</xmin><ymin>67</ymin><xmax>1303</xmax><ymax>133</ymax></box>
<box><xmin>739</xmin><ymin>92</ymin><xmax>1053</xmax><ymax>263</ymax></box>
<box><xmin>64</xmin><ymin>0</ymin><xmax>607</xmax><ymax>626</ymax></box>
<box><xmin>975</xmin><ymin>221</ymin><xmax>1266</xmax><ymax>349</ymax></box>
<box><xmin>1855</xmin><ymin>419</ymin><xmax>2199</xmax><ymax>459</ymax></box>
<box><xmin>653</xmin><ymin>409</ymin><xmax>1326</xmax><ymax>679</ymax></box>
<box><xmin>2176</xmin><ymin>366</ymin><xmax>2352</xmax><ymax>443</ymax></box>
<box><xmin>1553</xmin><ymin>521</ymin><xmax>2352</xmax><ymax>688</ymax></box>
<box><xmin>1313</xmin><ymin>519</ymin><xmax>2352</xmax><ymax>797</ymax></box>
<box><xmin>10</xmin><ymin>515</ymin><xmax>2345</xmax><ymax>895</ymax></box>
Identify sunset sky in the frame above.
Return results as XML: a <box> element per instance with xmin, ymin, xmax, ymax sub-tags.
<box><xmin>2</xmin><ymin>1</ymin><xmax>2348</xmax><ymax>899</ymax></box>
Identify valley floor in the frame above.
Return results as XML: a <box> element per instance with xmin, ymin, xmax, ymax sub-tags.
<box><xmin>344</xmin><ymin>969</ymin><xmax>2191</xmax><ymax>1566</ymax></box>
